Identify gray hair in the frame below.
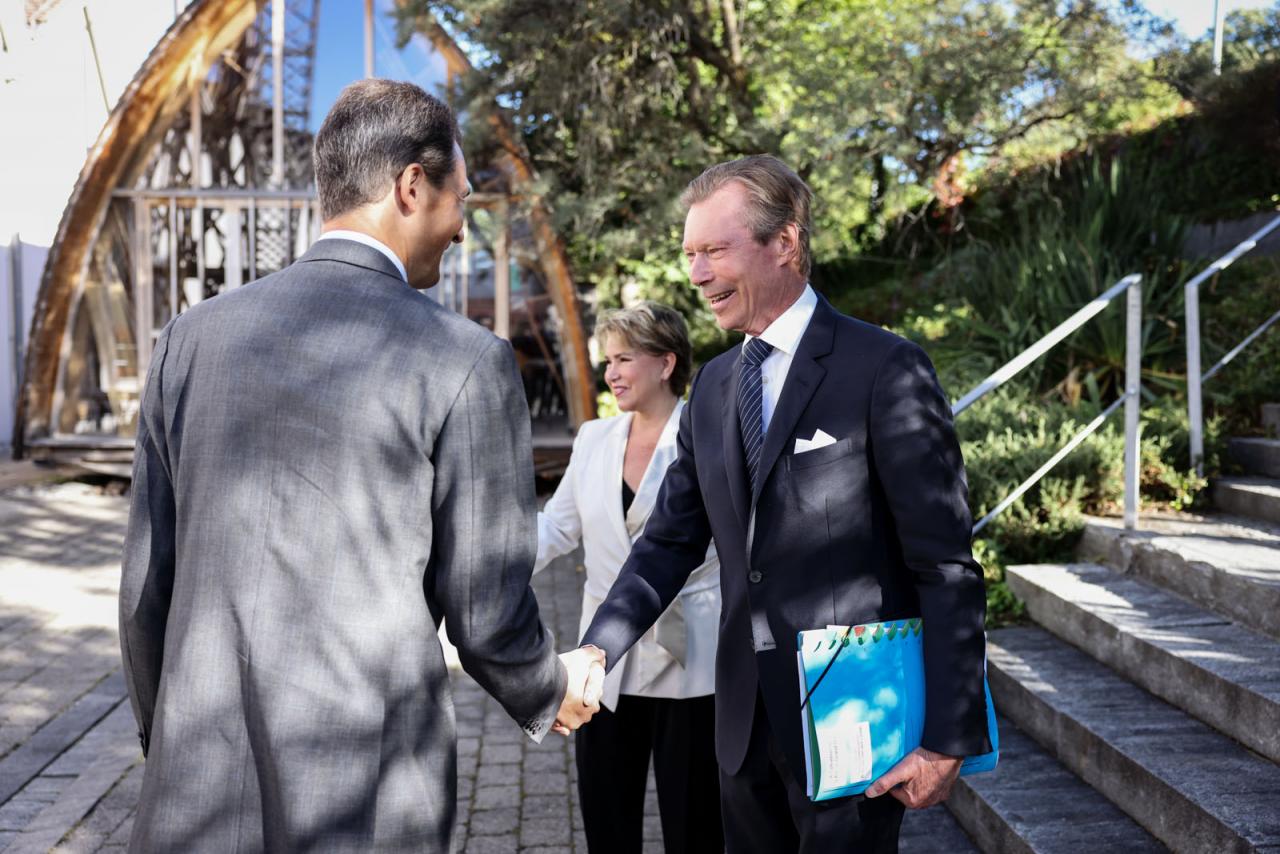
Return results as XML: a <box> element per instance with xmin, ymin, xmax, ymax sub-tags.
<box><xmin>681</xmin><ymin>155</ymin><xmax>814</xmax><ymax>277</ymax></box>
<box><xmin>595</xmin><ymin>302</ymin><xmax>693</xmax><ymax>398</ymax></box>
<box><xmin>313</xmin><ymin>79</ymin><xmax>460</xmax><ymax>220</ymax></box>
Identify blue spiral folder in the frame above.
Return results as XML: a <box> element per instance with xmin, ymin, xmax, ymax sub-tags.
<box><xmin>796</xmin><ymin>618</ymin><xmax>998</xmax><ymax>801</ymax></box>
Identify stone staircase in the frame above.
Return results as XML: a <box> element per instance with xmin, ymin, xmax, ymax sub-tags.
<box><xmin>945</xmin><ymin>407</ymin><xmax>1280</xmax><ymax>852</ymax></box>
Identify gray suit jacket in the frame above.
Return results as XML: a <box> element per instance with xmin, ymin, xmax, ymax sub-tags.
<box><xmin>119</xmin><ymin>238</ymin><xmax>566</xmax><ymax>852</ymax></box>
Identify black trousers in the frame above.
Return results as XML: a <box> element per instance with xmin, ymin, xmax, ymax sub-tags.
<box><xmin>718</xmin><ymin>693</ymin><xmax>905</xmax><ymax>853</ymax></box>
<box><xmin>575</xmin><ymin>693</ymin><xmax>724</xmax><ymax>854</ymax></box>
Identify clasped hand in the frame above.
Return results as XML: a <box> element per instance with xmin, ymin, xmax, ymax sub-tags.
<box><xmin>551</xmin><ymin>645</ymin><xmax>606</xmax><ymax>736</ymax></box>
<box><xmin>864</xmin><ymin>746</ymin><xmax>962</xmax><ymax>809</ymax></box>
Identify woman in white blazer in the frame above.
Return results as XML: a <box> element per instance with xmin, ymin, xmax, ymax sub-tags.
<box><xmin>537</xmin><ymin>302</ymin><xmax>724</xmax><ymax>854</ymax></box>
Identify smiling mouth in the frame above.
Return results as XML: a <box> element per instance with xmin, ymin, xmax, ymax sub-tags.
<box><xmin>707</xmin><ymin>290</ymin><xmax>733</xmax><ymax>306</ymax></box>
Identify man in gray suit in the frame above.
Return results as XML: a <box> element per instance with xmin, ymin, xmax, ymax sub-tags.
<box><xmin>119</xmin><ymin>79</ymin><xmax>604</xmax><ymax>852</ymax></box>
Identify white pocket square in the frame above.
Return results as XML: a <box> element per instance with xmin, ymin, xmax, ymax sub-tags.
<box><xmin>795</xmin><ymin>429</ymin><xmax>837</xmax><ymax>454</ymax></box>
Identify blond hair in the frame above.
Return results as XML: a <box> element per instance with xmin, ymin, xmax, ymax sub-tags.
<box><xmin>594</xmin><ymin>302</ymin><xmax>693</xmax><ymax>397</ymax></box>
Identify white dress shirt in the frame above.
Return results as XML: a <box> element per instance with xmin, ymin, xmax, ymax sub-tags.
<box><xmin>317</xmin><ymin>230</ymin><xmax>408</xmax><ymax>282</ymax></box>
<box><xmin>743</xmin><ymin>283</ymin><xmax>818</xmax><ymax>432</ymax></box>
<box><xmin>536</xmin><ymin>403</ymin><xmax>721</xmax><ymax>710</ymax></box>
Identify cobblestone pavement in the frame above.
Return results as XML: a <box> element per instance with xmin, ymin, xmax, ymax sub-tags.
<box><xmin>0</xmin><ymin>480</ymin><xmax>977</xmax><ymax>853</ymax></box>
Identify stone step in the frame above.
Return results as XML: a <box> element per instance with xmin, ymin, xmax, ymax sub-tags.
<box><xmin>1006</xmin><ymin>562</ymin><xmax>1280</xmax><ymax>764</ymax></box>
<box><xmin>1228</xmin><ymin>438</ymin><xmax>1280</xmax><ymax>478</ymax></box>
<box><xmin>1080</xmin><ymin>514</ymin><xmax>1280</xmax><ymax>640</ymax></box>
<box><xmin>899</xmin><ymin>804</ymin><xmax>979</xmax><ymax>854</ymax></box>
<box><xmin>1261</xmin><ymin>403</ymin><xmax>1280</xmax><ymax>438</ymax></box>
<box><xmin>987</xmin><ymin>626</ymin><xmax>1280</xmax><ymax>853</ymax></box>
<box><xmin>945</xmin><ymin>714</ymin><xmax>1163</xmax><ymax>854</ymax></box>
<box><xmin>1214</xmin><ymin>477</ymin><xmax>1280</xmax><ymax>526</ymax></box>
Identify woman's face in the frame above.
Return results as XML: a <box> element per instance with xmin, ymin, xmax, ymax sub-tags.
<box><xmin>602</xmin><ymin>334</ymin><xmax>675</xmax><ymax>413</ymax></box>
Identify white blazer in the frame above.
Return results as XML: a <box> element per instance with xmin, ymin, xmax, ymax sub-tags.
<box><xmin>537</xmin><ymin>402</ymin><xmax>721</xmax><ymax>710</ymax></box>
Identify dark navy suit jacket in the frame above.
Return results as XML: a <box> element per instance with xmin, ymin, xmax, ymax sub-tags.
<box><xmin>582</xmin><ymin>294</ymin><xmax>991</xmax><ymax>787</ymax></box>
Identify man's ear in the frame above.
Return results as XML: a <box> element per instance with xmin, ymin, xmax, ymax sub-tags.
<box><xmin>775</xmin><ymin>222</ymin><xmax>800</xmax><ymax>269</ymax></box>
<box><xmin>394</xmin><ymin>164</ymin><xmax>425</xmax><ymax>215</ymax></box>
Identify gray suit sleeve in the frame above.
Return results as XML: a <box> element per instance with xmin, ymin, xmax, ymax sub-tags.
<box><xmin>119</xmin><ymin>322</ymin><xmax>178</xmax><ymax>757</ymax></box>
<box><xmin>431</xmin><ymin>338</ymin><xmax>567</xmax><ymax>742</ymax></box>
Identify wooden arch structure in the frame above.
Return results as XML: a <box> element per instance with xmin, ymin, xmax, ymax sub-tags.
<box><xmin>14</xmin><ymin>0</ymin><xmax>595</xmax><ymax>461</ymax></box>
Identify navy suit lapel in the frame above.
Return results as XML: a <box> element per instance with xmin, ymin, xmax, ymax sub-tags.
<box><xmin>752</xmin><ymin>297</ymin><xmax>837</xmax><ymax>502</ymax></box>
<box><xmin>720</xmin><ymin>352</ymin><xmax>752</xmax><ymax>532</ymax></box>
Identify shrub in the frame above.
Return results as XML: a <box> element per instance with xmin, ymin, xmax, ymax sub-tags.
<box><xmin>952</xmin><ymin>389</ymin><xmax>1222</xmax><ymax>625</ymax></box>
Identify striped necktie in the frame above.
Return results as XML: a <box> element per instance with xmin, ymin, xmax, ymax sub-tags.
<box><xmin>738</xmin><ymin>337</ymin><xmax>775</xmax><ymax>492</ymax></box>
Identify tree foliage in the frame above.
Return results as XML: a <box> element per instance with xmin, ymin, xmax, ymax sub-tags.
<box><xmin>1152</xmin><ymin>5</ymin><xmax>1280</xmax><ymax>102</ymax></box>
<box><xmin>399</xmin><ymin>0</ymin><xmax>1173</xmax><ymax>297</ymax></box>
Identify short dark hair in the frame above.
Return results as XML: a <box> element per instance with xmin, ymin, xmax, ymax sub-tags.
<box><xmin>313</xmin><ymin>79</ymin><xmax>460</xmax><ymax>220</ymax></box>
<box><xmin>681</xmin><ymin>155</ymin><xmax>814</xmax><ymax>277</ymax></box>
<box><xmin>594</xmin><ymin>302</ymin><xmax>694</xmax><ymax>398</ymax></box>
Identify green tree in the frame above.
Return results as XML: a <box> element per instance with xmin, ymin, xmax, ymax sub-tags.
<box><xmin>1152</xmin><ymin>5</ymin><xmax>1280</xmax><ymax>101</ymax></box>
<box><xmin>399</xmin><ymin>0</ymin><xmax>1176</xmax><ymax>319</ymax></box>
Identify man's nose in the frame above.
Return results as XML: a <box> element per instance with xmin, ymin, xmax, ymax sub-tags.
<box><xmin>689</xmin><ymin>254</ymin><xmax>712</xmax><ymax>285</ymax></box>
<box><xmin>451</xmin><ymin>231</ymin><xmax>464</xmax><ymax>244</ymax></box>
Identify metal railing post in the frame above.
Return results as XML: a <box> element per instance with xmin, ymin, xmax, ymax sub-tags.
<box><xmin>1181</xmin><ymin>211</ymin><xmax>1280</xmax><ymax>477</ymax></box>
<box><xmin>1186</xmin><ymin>279</ymin><xmax>1204</xmax><ymax>476</ymax></box>
<box><xmin>1124</xmin><ymin>278</ymin><xmax>1143</xmax><ymax>530</ymax></box>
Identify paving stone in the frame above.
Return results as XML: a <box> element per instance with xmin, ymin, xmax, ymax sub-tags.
<box><xmin>479</xmin><ymin>743</ymin><xmax>523</xmax><ymax>765</ymax></box>
<box><xmin>0</xmin><ymin>797</ymin><xmax>56</xmax><ymax>831</ymax></box>
<box><xmin>522</xmin><ymin>770</ymin><xmax>568</xmax><ymax>795</ymax></box>
<box><xmin>463</xmin><ymin>833</ymin><xmax>517</xmax><ymax>853</ymax></box>
<box><xmin>475</xmin><ymin>763</ymin><xmax>519</xmax><ymax>788</ymax></box>
<box><xmin>472</xmin><ymin>784</ymin><xmax>520</xmax><ymax>811</ymax></box>
<box><xmin>8</xmin><ymin>710</ymin><xmax>141</xmax><ymax>854</ymax></box>
<box><xmin>0</xmin><ymin>678</ymin><xmax>126</xmax><ymax>805</ymax></box>
<box><xmin>480</xmin><ymin>726</ymin><xmax>524</xmax><ymax>745</ymax></box>
<box><xmin>520</xmin><ymin>794</ymin><xmax>567</xmax><ymax>821</ymax></box>
<box><xmin>457</xmin><ymin>753</ymin><xmax>478</xmax><ymax>778</ymax></box>
<box><xmin>521</xmin><ymin>751</ymin><xmax>564</xmax><ymax>773</ymax></box>
<box><xmin>520</xmin><ymin>815</ymin><xmax>572</xmax><ymax>847</ymax></box>
<box><xmin>468</xmin><ymin>807</ymin><xmax>519</xmax><ymax>836</ymax></box>
<box><xmin>17</xmin><ymin>775</ymin><xmax>72</xmax><ymax>797</ymax></box>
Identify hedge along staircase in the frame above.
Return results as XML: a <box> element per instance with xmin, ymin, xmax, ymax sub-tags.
<box><xmin>924</xmin><ymin>213</ymin><xmax>1280</xmax><ymax>850</ymax></box>
<box><xmin>942</xmin><ymin>404</ymin><xmax>1280</xmax><ymax>853</ymax></box>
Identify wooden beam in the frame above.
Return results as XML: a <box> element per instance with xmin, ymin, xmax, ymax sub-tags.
<box><xmin>14</xmin><ymin>0</ymin><xmax>264</xmax><ymax>453</ymax></box>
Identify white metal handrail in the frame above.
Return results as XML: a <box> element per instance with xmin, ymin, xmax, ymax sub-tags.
<box><xmin>954</xmin><ymin>274</ymin><xmax>1144</xmax><ymax>533</ymax></box>
<box><xmin>953</xmin><ymin>274</ymin><xmax>1141</xmax><ymax>417</ymax></box>
<box><xmin>1186</xmin><ymin>212</ymin><xmax>1280</xmax><ymax>475</ymax></box>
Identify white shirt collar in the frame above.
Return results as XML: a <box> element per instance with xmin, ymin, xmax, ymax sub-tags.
<box><xmin>744</xmin><ymin>284</ymin><xmax>818</xmax><ymax>356</ymax></box>
<box><xmin>317</xmin><ymin>230</ymin><xmax>408</xmax><ymax>282</ymax></box>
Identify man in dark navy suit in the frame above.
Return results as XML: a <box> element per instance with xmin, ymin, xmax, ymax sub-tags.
<box><xmin>580</xmin><ymin>155</ymin><xmax>990</xmax><ymax>852</ymax></box>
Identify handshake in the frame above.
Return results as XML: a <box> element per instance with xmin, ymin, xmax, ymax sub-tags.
<box><xmin>551</xmin><ymin>645</ymin><xmax>607</xmax><ymax>736</ymax></box>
